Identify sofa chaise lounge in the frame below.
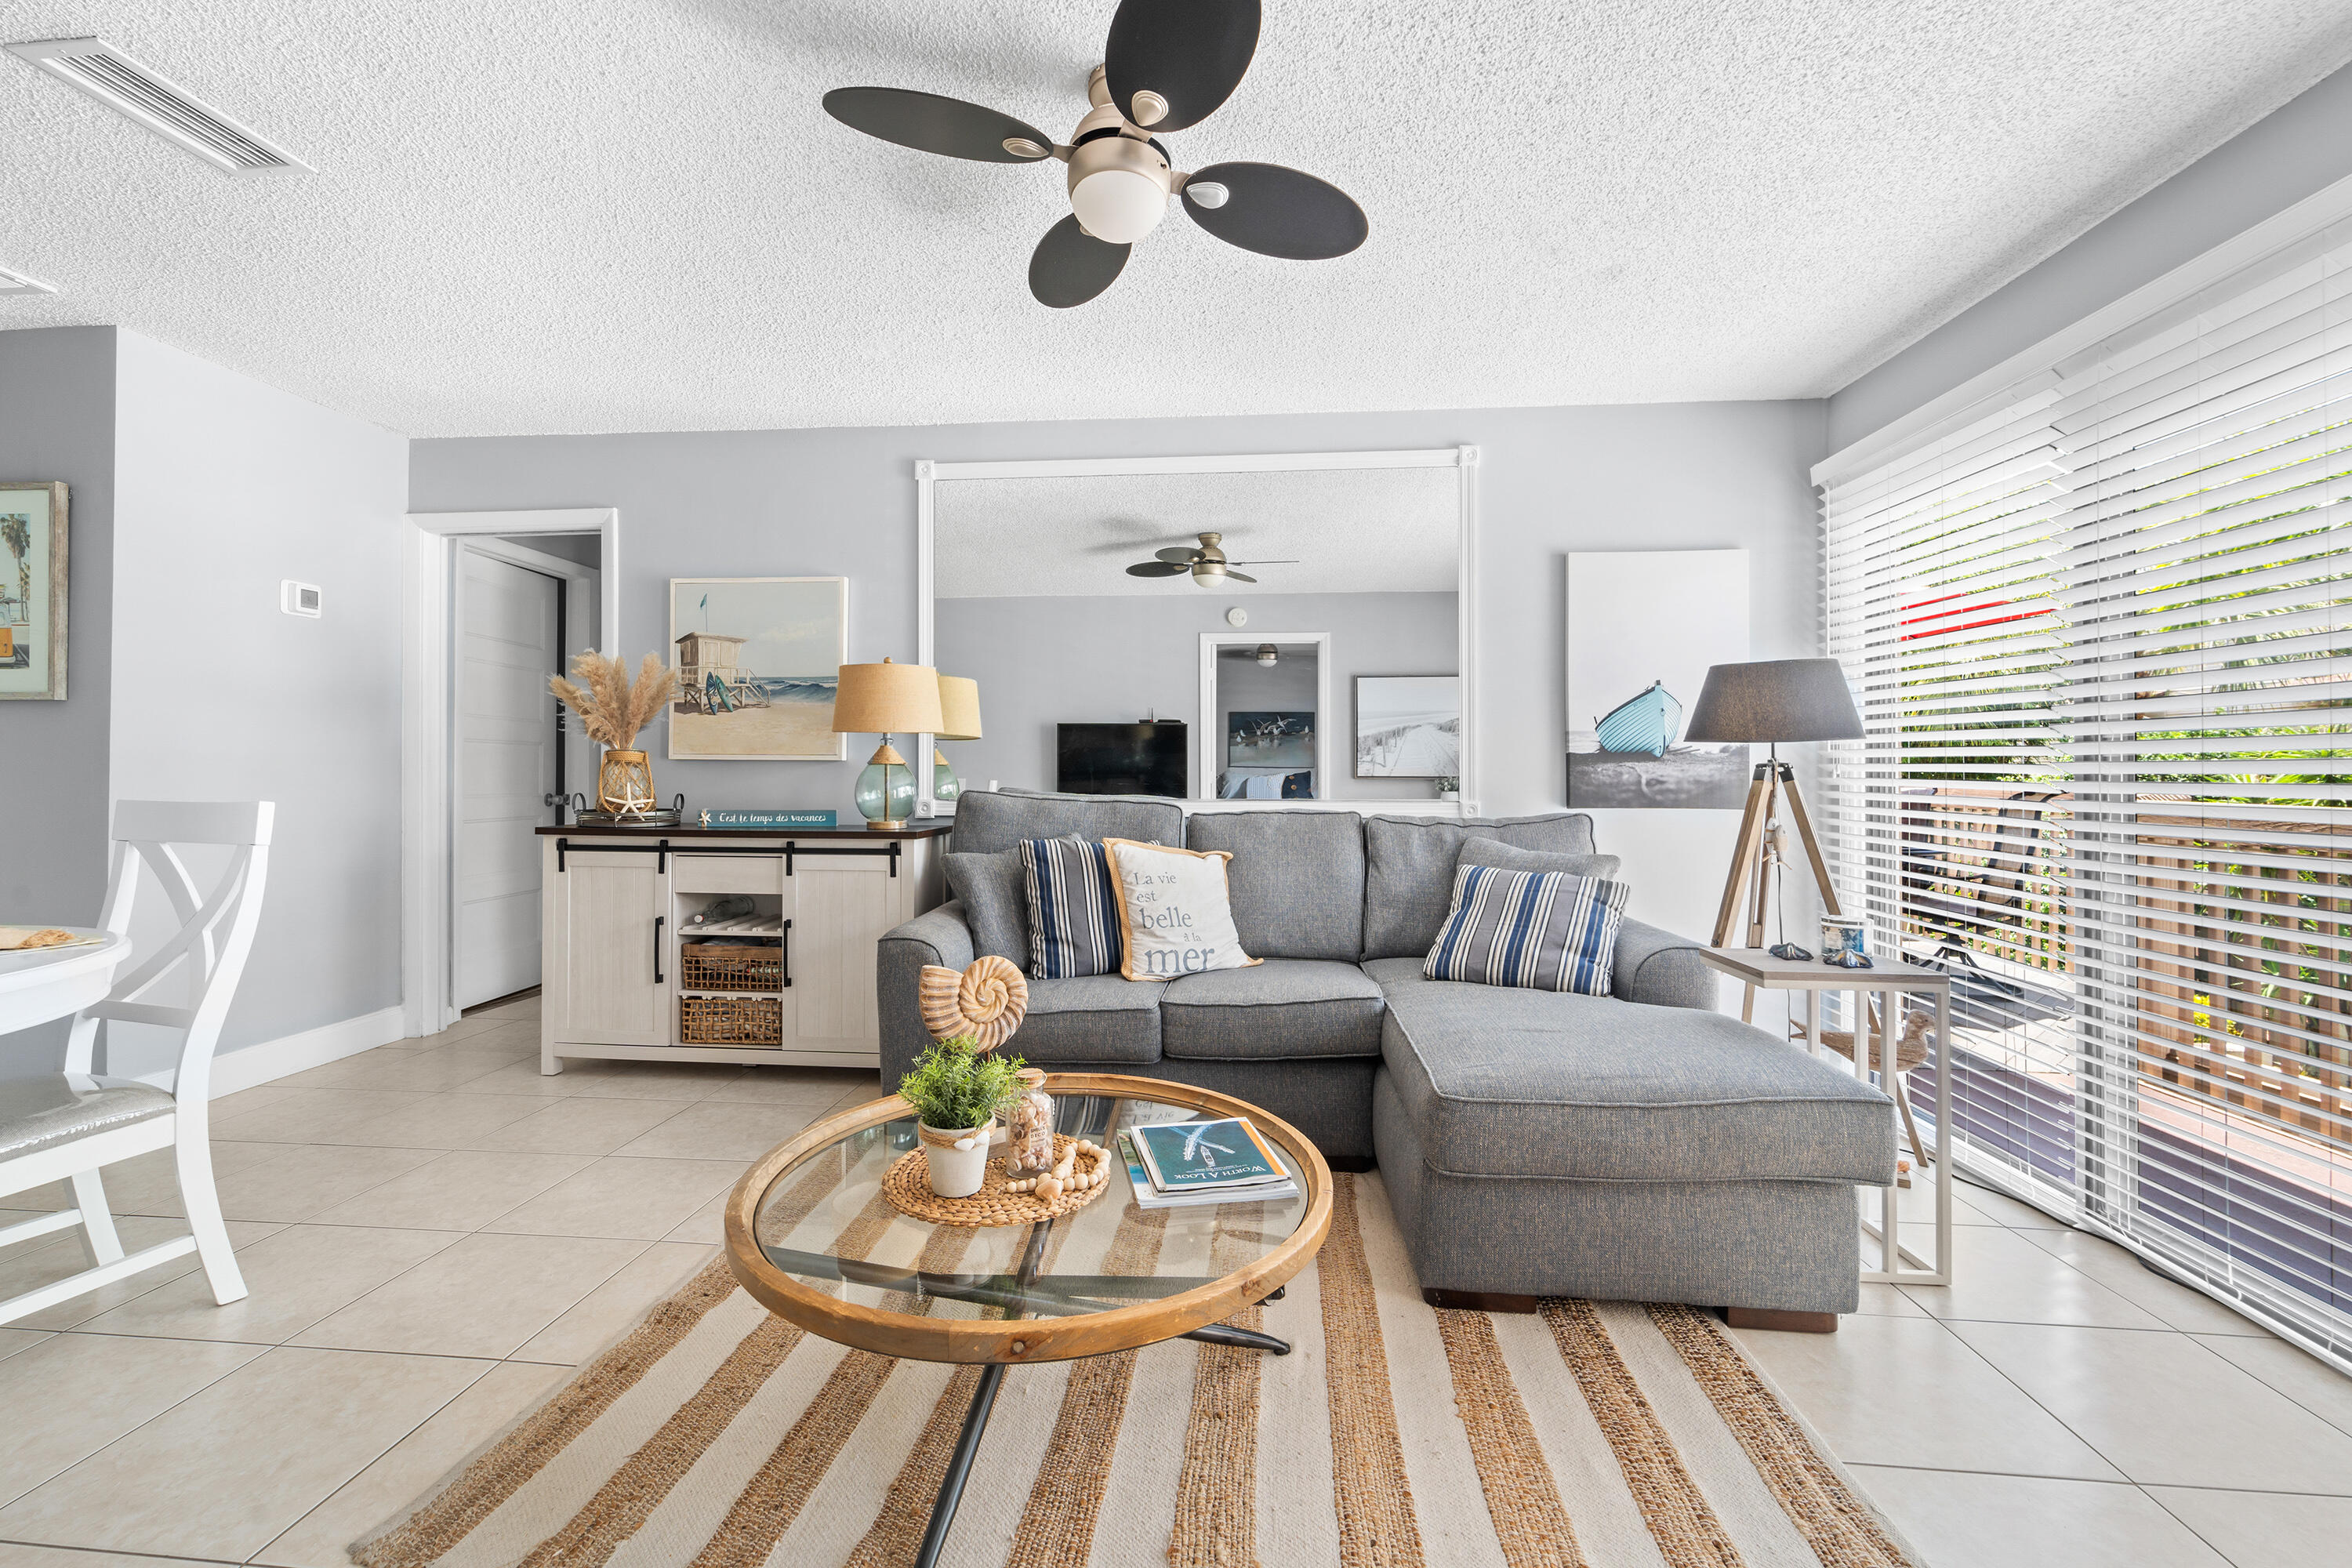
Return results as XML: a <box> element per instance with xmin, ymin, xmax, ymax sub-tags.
<box><xmin>879</xmin><ymin>790</ymin><xmax>1895</xmax><ymax>1323</ymax></box>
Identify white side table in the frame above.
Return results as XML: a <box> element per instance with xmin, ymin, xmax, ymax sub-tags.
<box><xmin>0</xmin><ymin>930</ymin><xmax>129</xmax><ymax>1039</ymax></box>
<box><xmin>1698</xmin><ymin>946</ymin><xmax>1954</xmax><ymax>1287</ymax></box>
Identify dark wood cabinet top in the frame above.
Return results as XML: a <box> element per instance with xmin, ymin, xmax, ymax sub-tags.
<box><xmin>536</xmin><ymin>822</ymin><xmax>951</xmax><ymax>840</ymax></box>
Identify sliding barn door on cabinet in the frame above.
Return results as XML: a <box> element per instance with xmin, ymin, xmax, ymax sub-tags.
<box><xmin>550</xmin><ymin>852</ymin><xmax>670</xmax><ymax>1045</ymax></box>
<box><xmin>790</xmin><ymin>856</ymin><xmax>895</xmax><ymax>1050</ymax></box>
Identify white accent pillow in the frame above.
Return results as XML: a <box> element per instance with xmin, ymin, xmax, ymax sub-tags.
<box><xmin>1102</xmin><ymin>838</ymin><xmax>1261</xmax><ymax>982</ymax></box>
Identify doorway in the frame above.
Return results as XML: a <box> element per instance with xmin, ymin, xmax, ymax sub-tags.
<box><xmin>451</xmin><ymin>534</ymin><xmax>601</xmax><ymax>1010</ymax></box>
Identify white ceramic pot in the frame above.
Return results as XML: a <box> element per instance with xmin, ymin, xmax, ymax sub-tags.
<box><xmin>920</xmin><ymin>1120</ymin><xmax>995</xmax><ymax>1198</ymax></box>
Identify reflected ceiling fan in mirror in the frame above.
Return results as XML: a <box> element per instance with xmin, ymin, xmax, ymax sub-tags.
<box><xmin>820</xmin><ymin>0</ymin><xmax>1367</xmax><ymax>308</ymax></box>
<box><xmin>1125</xmin><ymin>532</ymin><xmax>1296</xmax><ymax>586</ymax></box>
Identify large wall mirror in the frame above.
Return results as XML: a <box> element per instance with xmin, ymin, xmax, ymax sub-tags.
<box><xmin>917</xmin><ymin>448</ymin><xmax>1478</xmax><ymax>815</ymax></box>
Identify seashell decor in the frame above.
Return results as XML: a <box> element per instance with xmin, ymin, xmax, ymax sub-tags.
<box><xmin>918</xmin><ymin>955</ymin><xmax>1029</xmax><ymax>1052</ymax></box>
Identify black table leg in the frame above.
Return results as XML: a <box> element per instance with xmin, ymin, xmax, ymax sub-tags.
<box><xmin>913</xmin><ymin>1360</ymin><xmax>1005</xmax><ymax>1568</ymax></box>
<box><xmin>1262</xmin><ymin>1285</ymin><xmax>1287</xmax><ymax>1301</ymax></box>
<box><xmin>1185</xmin><ymin>1321</ymin><xmax>1291</xmax><ymax>1355</ymax></box>
<box><xmin>914</xmin><ymin>1217</ymin><xmax>1054</xmax><ymax>1567</ymax></box>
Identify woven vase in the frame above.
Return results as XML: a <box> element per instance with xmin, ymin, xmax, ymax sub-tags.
<box><xmin>597</xmin><ymin>749</ymin><xmax>655</xmax><ymax>818</ymax></box>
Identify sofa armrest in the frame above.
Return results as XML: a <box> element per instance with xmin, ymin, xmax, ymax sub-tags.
<box><xmin>1611</xmin><ymin>917</ymin><xmax>1716</xmax><ymax>1011</ymax></box>
<box><xmin>877</xmin><ymin>901</ymin><xmax>978</xmax><ymax>1087</ymax></box>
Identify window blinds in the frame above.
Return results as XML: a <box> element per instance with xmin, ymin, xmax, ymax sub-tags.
<box><xmin>1823</xmin><ymin>220</ymin><xmax>2352</xmax><ymax>1356</ymax></box>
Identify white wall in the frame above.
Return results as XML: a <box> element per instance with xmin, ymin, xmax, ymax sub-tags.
<box><xmin>107</xmin><ymin>332</ymin><xmax>409</xmax><ymax>1071</ymax></box>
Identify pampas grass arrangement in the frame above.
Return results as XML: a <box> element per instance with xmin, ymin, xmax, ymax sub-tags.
<box><xmin>551</xmin><ymin>652</ymin><xmax>678</xmax><ymax>750</ymax></box>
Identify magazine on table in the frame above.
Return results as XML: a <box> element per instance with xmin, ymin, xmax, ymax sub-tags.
<box><xmin>1116</xmin><ymin>1134</ymin><xmax>1298</xmax><ymax>1210</ymax></box>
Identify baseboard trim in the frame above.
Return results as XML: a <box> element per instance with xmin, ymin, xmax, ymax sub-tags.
<box><xmin>133</xmin><ymin>1005</ymin><xmax>405</xmax><ymax>1100</ymax></box>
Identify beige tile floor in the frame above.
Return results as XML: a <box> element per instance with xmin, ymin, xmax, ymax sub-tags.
<box><xmin>2</xmin><ymin>992</ymin><xmax>2350</xmax><ymax>1567</ymax></box>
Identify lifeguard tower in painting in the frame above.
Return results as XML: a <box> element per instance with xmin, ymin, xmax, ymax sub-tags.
<box><xmin>676</xmin><ymin>630</ymin><xmax>757</xmax><ymax>714</ymax></box>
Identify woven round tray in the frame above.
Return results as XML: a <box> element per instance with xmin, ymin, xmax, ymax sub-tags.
<box><xmin>880</xmin><ymin>1133</ymin><xmax>1114</xmax><ymax>1228</ymax></box>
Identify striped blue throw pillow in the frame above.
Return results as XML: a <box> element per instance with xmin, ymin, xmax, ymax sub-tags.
<box><xmin>1423</xmin><ymin>862</ymin><xmax>1630</xmax><ymax>994</ymax></box>
<box><xmin>1020</xmin><ymin>837</ymin><xmax>1125</xmax><ymax>980</ymax></box>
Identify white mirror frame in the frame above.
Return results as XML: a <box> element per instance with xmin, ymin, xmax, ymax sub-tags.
<box><xmin>915</xmin><ymin>445</ymin><xmax>1479</xmax><ymax>816</ymax></box>
<box><xmin>1198</xmin><ymin>630</ymin><xmax>1333</xmax><ymax>806</ymax></box>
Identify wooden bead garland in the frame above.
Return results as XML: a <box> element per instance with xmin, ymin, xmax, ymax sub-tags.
<box><xmin>1004</xmin><ymin>1138</ymin><xmax>1110</xmax><ymax>1202</ymax></box>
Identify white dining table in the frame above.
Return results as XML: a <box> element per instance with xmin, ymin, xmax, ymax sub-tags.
<box><xmin>0</xmin><ymin>929</ymin><xmax>131</xmax><ymax>1039</ymax></box>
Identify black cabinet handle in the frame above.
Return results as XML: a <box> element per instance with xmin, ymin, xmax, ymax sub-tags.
<box><xmin>653</xmin><ymin>915</ymin><xmax>666</xmax><ymax>984</ymax></box>
<box><xmin>782</xmin><ymin>920</ymin><xmax>793</xmax><ymax>989</ymax></box>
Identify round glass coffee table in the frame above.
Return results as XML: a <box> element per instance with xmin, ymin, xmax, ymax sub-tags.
<box><xmin>724</xmin><ymin>1072</ymin><xmax>1330</xmax><ymax>1568</ymax></box>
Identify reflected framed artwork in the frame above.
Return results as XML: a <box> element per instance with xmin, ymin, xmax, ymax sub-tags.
<box><xmin>1356</xmin><ymin>675</ymin><xmax>1460</xmax><ymax>778</ymax></box>
<box><xmin>0</xmin><ymin>481</ymin><xmax>67</xmax><ymax>702</ymax></box>
<box><xmin>668</xmin><ymin>576</ymin><xmax>848</xmax><ymax>760</ymax></box>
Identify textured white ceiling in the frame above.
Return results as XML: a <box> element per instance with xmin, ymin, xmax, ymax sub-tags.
<box><xmin>934</xmin><ymin>468</ymin><xmax>1458</xmax><ymax>597</ymax></box>
<box><xmin>2</xmin><ymin>2</ymin><xmax>2348</xmax><ymax>437</ymax></box>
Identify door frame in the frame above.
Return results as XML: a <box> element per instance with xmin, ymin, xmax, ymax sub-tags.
<box><xmin>1196</xmin><ymin>630</ymin><xmax>1334</xmax><ymax>802</ymax></box>
<box><xmin>451</xmin><ymin>535</ymin><xmax>597</xmax><ymax>1012</ymax></box>
<box><xmin>402</xmin><ymin>507</ymin><xmax>619</xmax><ymax>1040</ymax></box>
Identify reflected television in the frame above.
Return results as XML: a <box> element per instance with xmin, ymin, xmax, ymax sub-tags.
<box><xmin>1056</xmin><ymin>722</ymin><xmax>1188</xmax><ymax>798</ymax></box>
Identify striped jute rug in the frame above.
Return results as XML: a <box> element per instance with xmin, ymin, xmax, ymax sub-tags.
<box><xmin>352</xmin><ymin>1172</ymin><xmax>1923</xmax><ymax>1568</ymax></box>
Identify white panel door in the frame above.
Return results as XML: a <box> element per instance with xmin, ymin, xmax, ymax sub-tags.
<box><xmin>456</xmin><ymin>548</ymin><xmax>561</xmax><ymax>1008</ymax></box>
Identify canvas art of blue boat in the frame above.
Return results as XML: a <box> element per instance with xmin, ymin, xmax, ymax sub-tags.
<box><xmin>1594</xmin><ymin>681</ymin><xmax>1682</xmax><ymax>757</ymax></box>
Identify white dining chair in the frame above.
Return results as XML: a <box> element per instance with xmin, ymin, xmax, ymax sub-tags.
<box><xmin>0</xmin><ymin>800</ymin><xmax>274</xmax><ymax>1326</ymax></box>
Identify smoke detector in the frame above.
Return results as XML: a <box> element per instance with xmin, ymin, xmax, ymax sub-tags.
<box><xmin>7</xmin><ymin>37</ymin><xmax>311</xmax><ymax>174</ymax></box>
<box><xmin>0</xmin><ymin>266</ymin><xmax>56</xmax><ymax>296</ymax></box>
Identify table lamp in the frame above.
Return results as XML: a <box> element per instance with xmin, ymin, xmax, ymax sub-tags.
<box><xmin>933</xmin><ymin>675</ymin><xmax>982</xmax><ymax>806</ymax></box>
<box><xmin>833</xmin><ymin>657</ymin><xmax>946</xmax><ymax>830</ymax></box>
<box><xmin>1684</xmin><ymin>659</ymin><xmax>1864</xmax><ymax>1005</ymax></box>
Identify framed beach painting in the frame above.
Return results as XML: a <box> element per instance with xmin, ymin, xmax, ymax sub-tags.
<box><xmin>668</xmin><ymin>577</ymin><xmax>848</xmax><ymax>760</ymax></box>
<box><xmin>0</xmin><ymin>481</ymin><xmax>67</xmax><ymax>702</ymax></box>
<box><xmin>1355</xmin><ymin>675</ymin><xmax>1460</xmax><ymax>778</ymax></box>
<box><xmin>1564</xmin><ymin>549</ymin><xmax>1750</xmax><ymax>808</ymax></box>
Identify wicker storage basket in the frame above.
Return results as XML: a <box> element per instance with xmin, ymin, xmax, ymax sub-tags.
<box><xmin>680</xmin><ymin>942</ymin><xmax>783</xmax><ymax>993</ymax></box>
<box><xmin>680</xmin><ymin>994</ymin><xmax>783</xmax><ymax>1045</ymax></box>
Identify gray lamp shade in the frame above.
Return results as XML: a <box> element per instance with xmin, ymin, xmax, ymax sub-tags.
<box><xmin>1683</xmin><ymin>659</ymin><xmax>1862</xmax><ymax>743</ymax></box>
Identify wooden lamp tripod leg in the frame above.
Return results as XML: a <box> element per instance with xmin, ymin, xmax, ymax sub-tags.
<box><xmin>1713</xmin><ymin>763</ymin><xmax>1773</xmax><ymax>1022</ymax></box>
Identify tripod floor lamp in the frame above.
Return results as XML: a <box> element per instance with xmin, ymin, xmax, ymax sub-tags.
<box><xmin>1683</xmin><ymin>659</ymin><xmax>1865</xmax><ymax>1018</ymax></box>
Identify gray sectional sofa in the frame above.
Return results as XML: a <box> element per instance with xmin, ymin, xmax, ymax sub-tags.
<box><xmin>878</xmin><ymin>789</ymin><xmax>1895</xmax><ymax>1320</ymax></box>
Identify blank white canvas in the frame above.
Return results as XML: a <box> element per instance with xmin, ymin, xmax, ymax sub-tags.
<box><xmin>1564</xmin><ymin>550</ymin><xmax>1750</xmax><ymax>743</ymax></box>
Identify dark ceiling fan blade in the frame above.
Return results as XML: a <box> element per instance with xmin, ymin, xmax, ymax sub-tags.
<box><xmin>1030</xmin><ymin>215</ymin><xmax>1131</xmax><ymax>307</ymax></box>
<box><xmin>1225</xmin><ymin>559</ymin><xmax>1298</xmax><ymax>565</ymax></box>
<box><xmin>1153</xmin><ymin>546</ymin><xmax>1200</xmax><ymax>564</ymax></box>
<box><xmin>1126</xmin><ymin>561</ymin><xmax>1189</xmax><ymax>577</ymax></box>
<box><xmin>821</xmin><ymin>87</ymin><xmax>1054</xmax><ymax>162</ymax></box>
<box><xmin>1181</xmin><ymin>162</ymin><xmax>1367</xmax><ymax>260</ymax></box>
<box><xmin>1104</xmin><ymin>0</ymin><xmax>1259</xmax><ymax>132</ymax></box>
<box><xmin>1221</xmin><ymin>570</ymin><xmax>1259</xmax><ymax>584</ymax></box>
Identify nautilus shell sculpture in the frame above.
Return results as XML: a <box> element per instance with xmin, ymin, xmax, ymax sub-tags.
<box><xmin>918</xmin><ymin>955</ymin><xmax>1029</xmax><ymax>1052</ymax></box>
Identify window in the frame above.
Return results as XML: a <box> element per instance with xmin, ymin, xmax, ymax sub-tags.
<box><xmin>1823</xmin><ymin>217</ymin><xmax>2352</xmax><ymax>1362</ymax></box>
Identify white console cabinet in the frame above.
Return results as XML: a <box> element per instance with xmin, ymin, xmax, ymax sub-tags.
<box><xmin>538</xmin><ymin>825</ymin><xmax>946</xmax><ymax>1073</ymax></box>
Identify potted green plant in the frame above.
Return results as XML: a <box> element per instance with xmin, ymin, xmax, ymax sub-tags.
<box><xmin>898</xmin><ymin>1034</ymin><xmax>1024</xmax><ymax>1197</ymax></box>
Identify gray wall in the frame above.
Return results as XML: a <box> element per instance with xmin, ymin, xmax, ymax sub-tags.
<box><xmin>0</xmin><ymin>327</ymin><xmax>116</xmax><ymax>1071</ymax></box>
<box><xmin>499</xmin><ymin>531</ymin><xmax>601</xmax><ymax>568</ymax></box>
<box><xmin>107</xmin><ymin>332</ymin><xmax>409</xmax><ymax>1068</ymax></box>
<box><xmin>1828</xmin><ymin>60</ymin><xmax>2352</xmax><ymax>452</ymax></box>
<box><xmin>935</xmin><ymin>590</ymin><xmax>1456</xmax><ymax>803</ymax></box>
<box><xmin>410</xmin><ymin>401</ymin><xmax>1825</xmax><ymax>888</ymax></box>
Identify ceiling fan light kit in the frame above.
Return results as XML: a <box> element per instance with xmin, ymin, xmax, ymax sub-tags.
<box><xmin>822</xmin><ymin>0</ymin><xmax>1365</xmax><ymax>307</ymax></box>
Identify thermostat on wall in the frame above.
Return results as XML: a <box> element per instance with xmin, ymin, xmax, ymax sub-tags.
<box><xmin>1225</xmin><ymin>607</ymin><xmax>1247</xmax><ymax>626</ymax></box>
<box><xmin>281</xmin><ymin>580</ymin><xmax>321</xmax><ymax>618</ymax></box>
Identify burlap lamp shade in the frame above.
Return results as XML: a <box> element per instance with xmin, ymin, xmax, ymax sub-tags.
<box><xmin>833</xmin><ymin>657</ymin><xmax>946</xmax><ymax>829</ymax></box>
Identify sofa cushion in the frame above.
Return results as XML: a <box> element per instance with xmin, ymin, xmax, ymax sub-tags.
<box><xmin>942</xmin><ymin>848</ymin><xmax>1029</xmax><ymax>971</ymax></box>
<box><xmin>1363</xmin><ymin>956</ymin><xmax>1892</xmax><ymax>1185</ymax></box>
<box><xmin>1457</xmin><ymin>837</ymin><xmax>1621</xmax><ymax>883</ymax></box>
<box><xmin>1362</xmin><ymin>814</ymin><xmax>1600</xmax><ymax>959</ymax></box>
<box><xmin>1183</xmin><ymin>811</ymin><xmax>1366</xmax><ymax>961</ymax></box>
<box><xmin>1007</xmin><ymin>975</ymin><xmax>1167</xmax><ymax>1064</ymax></box>
<box><xmin>1161</xmin><ymin>959</ymin><xmax>1385</xmax><ymax>1061</ymax></box>
<box><xmin>949</xmin><ymin>789</ymin><xmax>1184</xmax><ymax>855</ymax></box>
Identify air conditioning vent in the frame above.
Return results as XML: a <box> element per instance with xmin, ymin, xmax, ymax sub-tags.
<box><xmin>0</xmin><ymin>266</ymin><xmax>56</xmax><ymax>296</ymax></box>
<box><xmin>7</xmin><ymin>36</ymin><xmax>310</xmax><ymax>174</ymax></box>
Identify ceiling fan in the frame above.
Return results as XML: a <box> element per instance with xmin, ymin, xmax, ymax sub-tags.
<box><xmin>1126</xmin><ymin>532</ymin><xmax>1296</xmax><ymax>586</ymax></box>
<box><xmin>821</xmin><ymin>0</ymin><xmax>1367</xmax><ymax>308</ymax></box>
